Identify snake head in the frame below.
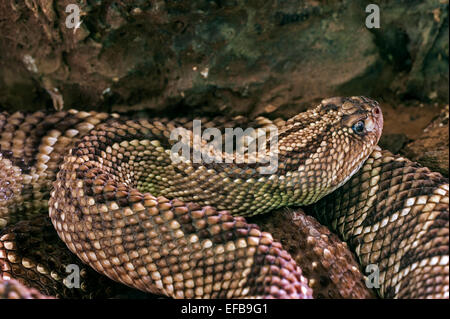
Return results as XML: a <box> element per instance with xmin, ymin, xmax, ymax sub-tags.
<box><xmin>318</xmin><ymin>96</ymin><xmax>384</xmax><ymax>197</ymax></box>
<box><xmin>279</xmin><ymin>96</ymin><xmax>383</xmax><ymax>204</ymax></box>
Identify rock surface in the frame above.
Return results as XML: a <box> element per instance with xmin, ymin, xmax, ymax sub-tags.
<box><xmin>403</xmin><ymin>105</ymin><xmax>449</xmax><ymax>176</ymax></box>
<box><xmin>0</xmin><ymin>0</ymin><xmax>448</xmax><ymax>115</ymax></box>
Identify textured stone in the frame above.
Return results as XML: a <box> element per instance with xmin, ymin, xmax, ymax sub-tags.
<box><xmin>403</xmin><ymin>105</ymin><xmax>449</xmax><ymax>177</ymax></box>
<box><xmin>0</xmin><ymin>1</ymin><xmax>447</xmax><ymax>115</ymax></box>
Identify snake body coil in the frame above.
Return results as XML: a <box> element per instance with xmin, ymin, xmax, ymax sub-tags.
<box><xmin>0</xmin><ymin>96</ymin><xmax>448</xmax><ymax>298</ymax></box>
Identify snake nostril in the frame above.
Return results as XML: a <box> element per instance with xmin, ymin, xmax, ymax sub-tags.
<box><xmin>373</xmin><ymin>106</ymin><xmax>381</xmax><ymax>116</ymax></box>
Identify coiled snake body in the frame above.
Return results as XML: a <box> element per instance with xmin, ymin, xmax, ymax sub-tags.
<box><xmin>0</xmin><ymin>96</ymin><xmax>448</xmax><ymax>298</ymax></box>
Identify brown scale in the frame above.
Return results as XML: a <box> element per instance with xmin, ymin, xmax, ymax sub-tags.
<box><xmin>310</xmin><ymin>148</ymin><xmax>449</xmax><ymax>298</ymax></box>
<box><xmin>0</xmin><ymin>277</ymin><xmax>53</xmax><ymax>299</ymax></box>
<box><xmin>251</xmin><ymin>208</ymin><xmax>376</xmax><ymax>298</ymax></box>
<box><xmin>2</xmin><ymin>97</ymin><xmax>444</xmax><ymax>299</ymax></box>
<box><xmin>46</xmin><ymin>97</ymin><xmax>382</xmax><ymax>298</ymax></box>
<box><xmin>0</xmin><ymin>216</ymin><xmax>159</xmax><ymax>299</ymax></box>
<box><xmin>1</xmin><ymin>98</ymin><xmax>381</xmax><ymax>298</ymax></box>
<box><xmin>0</xmin><ymin>110</ymin><xmax>118</xmax><ymax>228</ymax></box>
<box><xmin>152</xmin><ymin>97</ymin><xmax>382</xmax><ymax>216</ymax></box>
<box><xmin>50</xmin><ymin>167</ymin><xmax>311</xmax><ymax>298</ymax></box>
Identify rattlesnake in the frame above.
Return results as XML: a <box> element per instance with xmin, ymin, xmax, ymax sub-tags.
<box><xmin>0</xmin><ymin>96</ymin><xmax>448</xmax><ymax>298</ymax></box>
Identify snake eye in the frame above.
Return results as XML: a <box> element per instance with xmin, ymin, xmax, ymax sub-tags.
<box><xmin>352</xmin><ymin>120</ymin><xmax>365</xmax><ymax>135</ymax></box>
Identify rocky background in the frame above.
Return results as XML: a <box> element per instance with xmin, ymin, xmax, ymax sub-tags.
<box><xmin>0</xmin><ymin>0</ymin><xmax>448</xmax><ymax>175</ymax></box>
